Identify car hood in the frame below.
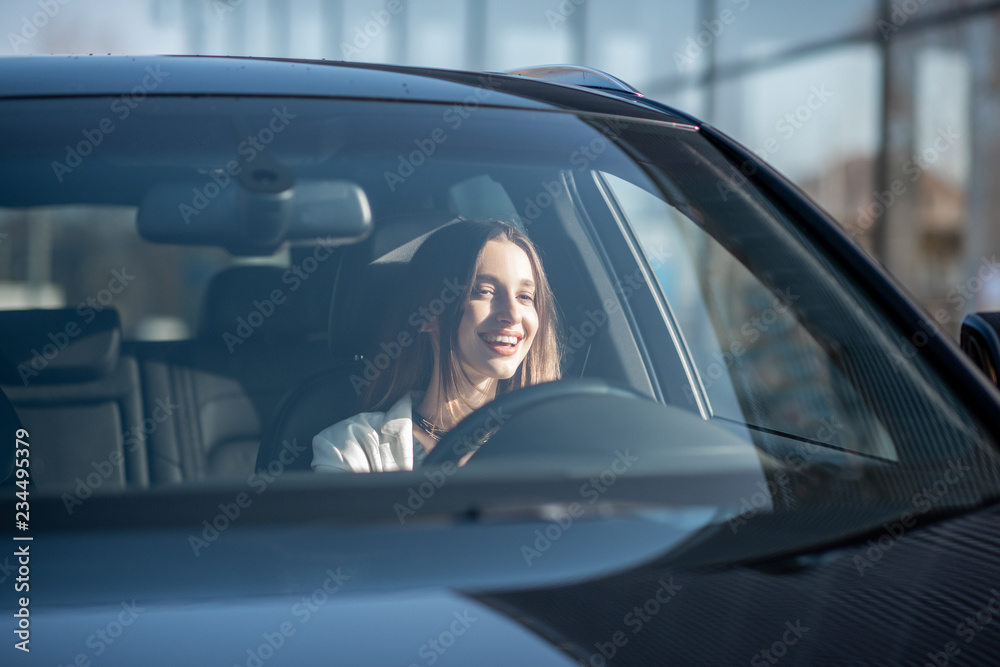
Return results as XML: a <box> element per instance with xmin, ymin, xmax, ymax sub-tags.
<box><xmin>26</xmin><ymin>501</ymin><xmax>1000</xmax><ymax>666</ymax></box>
<box><xmin>26</xmin><ymin>506</ymin><xmax>720</xmax><ymax>666</ymax></box>
<box><xmin>31</xmin><ymin>589</ymin><xmax>580</xmax><ymax>667</ymax></box>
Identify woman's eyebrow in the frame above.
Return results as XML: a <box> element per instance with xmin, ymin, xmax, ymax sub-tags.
<box><xmin>475</xmin><ymin>274</ymin><xmax>536</xmax><ymax>288</ymax></box>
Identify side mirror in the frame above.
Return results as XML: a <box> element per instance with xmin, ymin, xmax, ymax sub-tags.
<box><xmin>960</xmin><ymin>312</ymin><xmax>1000</xmax><ymax>387</ymax></box>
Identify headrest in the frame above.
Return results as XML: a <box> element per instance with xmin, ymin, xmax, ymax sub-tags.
<box><xmin>328</xmin><ymin>211</ymin><xmax>460</xmax><ymax>356</ymax></box>
<box><xmin>0</xmin><ymin>308</ymin><xmax>121</xmax><ymax>385</ymax></box>
<box><xmin>198</xmin><ymin>264</ymin><xmax>331</xmax><ymax>341</ymax></box>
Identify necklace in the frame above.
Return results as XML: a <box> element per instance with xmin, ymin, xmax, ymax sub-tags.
<box><xmin>412</xmin><ymin>409</ymin><xmax>446</xmax><ymax>442</ymax></box>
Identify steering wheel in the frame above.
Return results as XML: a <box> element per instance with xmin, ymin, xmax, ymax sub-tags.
<box><xmin>421</xmin><ymin>378</ymin><xmax>648</xmax><ymax>467</ymax></box>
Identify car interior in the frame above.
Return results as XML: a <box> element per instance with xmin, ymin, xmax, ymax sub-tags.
<box><xmin>0</xmin><ymin>161</ymin><xmax>671</xmax><ymax>499</ymax></box>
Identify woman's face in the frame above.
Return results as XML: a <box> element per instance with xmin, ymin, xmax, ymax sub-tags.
<box><xmin>455</xmin><ymin>239</ymin><xmax>539</xmax><ymax>387</ymax></box>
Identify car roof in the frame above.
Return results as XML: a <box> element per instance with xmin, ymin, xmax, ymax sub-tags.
<box><xmin>0</xmin><ymin>54</ymin><xmax>698</xmax><ymax>126</ymax></box>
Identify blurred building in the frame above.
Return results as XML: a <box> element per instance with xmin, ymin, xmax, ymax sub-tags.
<box><xmin>3</xmin><ymin>0</ymin><xmax>1000</xmax><ymax>333</ymax></box>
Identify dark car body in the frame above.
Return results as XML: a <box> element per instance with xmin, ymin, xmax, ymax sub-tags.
<box><xmin>3</xmin><ymin>55</ymin><xmax>1000</xmax><ymax>666</ymax></box>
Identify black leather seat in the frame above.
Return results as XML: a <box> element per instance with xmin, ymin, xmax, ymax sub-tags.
<box><xmin>133</xmin><ymin>263</ymin><xmax>335</xmax><ymax>483</ymax></box>
<box><xmin>256</xmin><ymin>211</ymin><xmax>460</xmax><ymax>473</ymax></box>
<box><xmin>254</xmin><ymin>365</ymin><xmax>363</xmax><ymax>474</ymax></box>
<box><xmin>0</xmin><ymin>308</ymin><xmax>149</xmax><ymax>494</ymax></box>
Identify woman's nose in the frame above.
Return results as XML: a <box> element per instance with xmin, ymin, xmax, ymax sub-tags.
<box><xmin>493</xmin><ymin>292</ymin><xmax>519</xmax><ymax>323</ymax></box>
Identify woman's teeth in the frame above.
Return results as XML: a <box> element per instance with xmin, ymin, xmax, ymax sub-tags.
<box><xmin>481</xmin><ymin>334</ymin><xmax>518</xmax><ymax>345</ymax></box>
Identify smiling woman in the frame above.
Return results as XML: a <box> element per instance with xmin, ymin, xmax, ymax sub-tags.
<box><xmin>311</xmin><ymin>218</ymin><xmax>562</xmax><ymax>473</ymax></box>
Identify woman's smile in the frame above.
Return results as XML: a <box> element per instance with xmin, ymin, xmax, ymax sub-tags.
<box><xmin>478</xmin><ymin>330</ymin><xmax>523</xmax><ymax>357</ymax></box>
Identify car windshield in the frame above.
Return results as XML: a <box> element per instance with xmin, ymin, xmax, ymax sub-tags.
<box><xmin>3</xmin><ymin>94</ymin><xmax>1000</xmax><ymax>561</ymax></box>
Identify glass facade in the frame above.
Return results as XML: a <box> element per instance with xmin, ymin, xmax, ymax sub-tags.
<box><xmin>2</xmin><ymin>0</ymin><xmax>1000</xmax><ymax>333</ymax></box>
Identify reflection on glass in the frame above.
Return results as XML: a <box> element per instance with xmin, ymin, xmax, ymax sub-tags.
<box><xmin>604</xmin><ymin>173</ymin><xmax>896</xmax><ymax>460</ymax></box>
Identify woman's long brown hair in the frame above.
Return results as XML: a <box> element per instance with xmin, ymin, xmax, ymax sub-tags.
<box><xmin>360</xmin><ymin>219</ymin><xmax>561</xmax><ymax>418</ymax></box>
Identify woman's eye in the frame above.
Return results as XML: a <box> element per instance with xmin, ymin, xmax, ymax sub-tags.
<box><xmin>475</xmin><ymin>287</ymin><xmax>493</xmax><ymax>296</ymax></box>
<box><xmin>519</xmin><ymin>294</ymin><xmax>535</xmax><ymax>304</ymax></box>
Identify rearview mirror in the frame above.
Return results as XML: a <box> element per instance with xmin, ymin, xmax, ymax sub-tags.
<box><xmin>138</xmin><ymin>166</ymin><xmax>371</xmax><ymax>255</ymax></box>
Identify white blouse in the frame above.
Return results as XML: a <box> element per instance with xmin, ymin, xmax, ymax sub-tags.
<box><xmin>312</xmin><ymin>391</ymin><xmax>428</xmax><ymax>473</ymax></box>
